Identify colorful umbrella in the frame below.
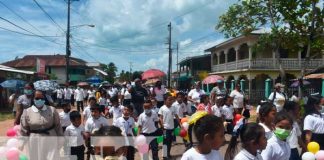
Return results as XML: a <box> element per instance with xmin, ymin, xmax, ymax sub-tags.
<box><xmin>87</xmin><ymin>75</ymin><xmax>102</xmax><ymax>84</ymax></box>
<box><xmin>77</xmin><ymin>82</ymin><xmax>89</xmax><ymax>87</ymax></box>
<box><xmin>33</xmin><ymin>80</ymin><xmax>59</xmax><ymax>91</ymax></box>
<box><xmin>304</xmin><ymin>73</ymin><xmax>324</xmax><ymax>79</ymax></box>
<box><xmin>290</xmin><ymin>80</ymin><xmax>311</xmax><ymax>87</ymax></box>
<box><xmin>202</xmin><ymin>75</ymin><xmax>224</xmax><ymax>84</ymax></box>
<box><xmin>142</xmin><ymin>69</ymin><xmax>166</xmax><ymax>80</ymax></box>
<box><xmin>0</xmin><ymin>79</ymin><xmax>26</xmax><ymax>89</ymax></box>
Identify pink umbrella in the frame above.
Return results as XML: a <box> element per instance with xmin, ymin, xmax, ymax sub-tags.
<box><xmin>142</xmin><ymin>69</ymin><xmax>166</xmax><ymax>80</ymax></box>
<box><xmin>202</xmin><ymin>75</ymin><xmax>224</xmax><ymax>84</ymax></box>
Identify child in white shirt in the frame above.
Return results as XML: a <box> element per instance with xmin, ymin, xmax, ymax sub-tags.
<box><xmin>211</xmin><ymin>96</ymin><xmax>224</xmax><ymax>118</ymax></box>
<box><xmin>109</xmin><ymin>95</ymin><xmax>124</xmax><ymax>126</ymax></box>
<box><xmin>83</xmin><ymin>97</ymin><xmax>96</xmax><ymax>124</ymax></box>
<box><xmin>64</xmin><ymin>111</ymin><xmax>86</xmax><ymax>160</ymax></box>
<box><xmin>222</xmin><ymin>96</ymin><xmax>234</xmax><ymax>134</ymax></box>
<box><xmin>59</xmin><ymin>102</ymin><xmax>71</xmax><ymax>132</ymax></box>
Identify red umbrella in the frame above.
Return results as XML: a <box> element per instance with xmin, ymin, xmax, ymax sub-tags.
<box><xmin>202</xmin><ymin>75</ymin><xmax>224</xmax><ymax>84</ymax></box>
<box><xmin>77</xmin><ymin>82</ymin><xmax>89</xmax><ymax>87</ymax></box>
<box><xmin>142</xmin><ymin>69</ymin><xmax>166</xmax><ymax>80</ymax></box>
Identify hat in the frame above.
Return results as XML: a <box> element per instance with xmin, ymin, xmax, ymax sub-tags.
<box><xmin>275</xmin><ymin>83</ymin><xmax>285</xmax><ymax>88</ymax></box>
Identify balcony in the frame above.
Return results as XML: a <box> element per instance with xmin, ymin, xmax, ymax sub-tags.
<box><xmin>212</xmin><ymin>58</ymin><xmax>323</xmax><ymax>72</ymax></box>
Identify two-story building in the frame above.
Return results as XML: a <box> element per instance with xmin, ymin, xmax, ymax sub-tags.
<box><xmin>205</xmin><ymin>30</ymin><xmax>323</xmax><ymax>102</ymax></box>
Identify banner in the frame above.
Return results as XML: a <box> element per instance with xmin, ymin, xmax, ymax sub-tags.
<box><xmin>36</xmin><ymin>58</ymin><xmax>46</xmax><ymax>73</ymax></box>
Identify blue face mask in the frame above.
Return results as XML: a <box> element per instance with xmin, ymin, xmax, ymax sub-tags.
<box><xmin>34</xmin><ymin>99</ymin><xmax>45</xmax><ymax>108</ymax></box>
<box><xmin>24</xmin><ymin>89</ymin><xmax>33</xmax><ymax>95</ymax></box>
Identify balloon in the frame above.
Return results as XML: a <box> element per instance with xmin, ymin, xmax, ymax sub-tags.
<box><xmin>156</xmin><ymin>136</ymin><xmax>163</xmax><ymax>144</ymax></box>
<box><xmin>133</xmin><ymin>127</ymin><xmax>138</xmax><ymax>136</ymax></box>
<box><xmin>181</xmin><ymin>118</ymin><xmax>188</xmax><ymax>124</ymax></box>
<box><xmin>6</xmin><ymin>128</ymin><xmax>17</xmax><ymax>137</ymax></box>
<box><xmin>179</xmin><ymin>129</ymin><xmax>187</xmax><ymax>138</ymax></box>
<box><xmin>137</xmin><ymin>143</ymin><xmax>149</xmax><ymax>154</ymax></box>
<box><xmin>307</xmin><ymin>142</ymin><xmax>320</xmax><ymax>154</ymax></box>
<box><xmin>134</xmin><ymin>135</ymin><xmax>146</xmax><ymax>146</ymax></box>
<box><xmin>7</xmin><ymin>138</ymin><xmax>19</xmax><ymax>148</ymax></box>
<box><xmin>234</xmin><ymin>114</ymin><xmax>242</xmax><ymax>125</ymax></box>
<box><xmin>315</xmin><ymin>150</ymin><xmax>324</xmax><ymax>160</ymax></box>
<box><xmin>19</xmin><ymin>154</ymin><xmax>28</xmax><ymax>160</ymax></box>
<box><xmin>182</xmin><ymin>122</ymin><xmax>189</xmax><ymax>130</ymax></box>
<box><xmin>173</xmin><ymin>127</ymin><xmax>180</xmax><ymax>136</ymax></box>
<box><xmin>302</xmin><ymin>152</ymin><xmax>316</xmax><ymax>160</ymax></box>
<box><xmin>0</xmin><ymin>146</ymin><xmax>8</xmax><ymax>158</ymax></box>
<box><xmin>6</xmin><ymin>148</ymin><xmax>20</xmax><ymax>160</ymax></box>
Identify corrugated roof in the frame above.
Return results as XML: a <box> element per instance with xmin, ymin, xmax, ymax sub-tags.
<box><xmin>2</xmin><ymin>54</ymin><xmax>87</xmax><ymax>68</ymax></box>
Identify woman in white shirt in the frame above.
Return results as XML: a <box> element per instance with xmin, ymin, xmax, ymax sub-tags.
<box><xmin>188</xmin><ymin>81</ymin><xmax>205</xmax><ymax>106</ymax></box>
<box><xmin>304</xmin><ymin>95</ymin><xmax>324</xmax><ymax>149</ymax></box>
<box><xmin>152</xmin><ymin>80</ymin><xmax>166</xmax><ymax>108</ymax></box>
<box><xmin>230</xmin><ymin>83</ymin><xmax>245</xmax><ymax>114</ymax></box>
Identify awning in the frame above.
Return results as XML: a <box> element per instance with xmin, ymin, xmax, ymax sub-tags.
<box><xmin>93</xmin><ymin>68</ymin><xmax>108</xmax><ymax>76</ymax></box>
<box><xmin>0</xmin><ymin>66</ymin><xmax>34</xmax><ymax>75</ymax></box>
<box><xmin>304</xmin><ymin>73</ymin><xmax>324</xmax><ymax>79</ymax></box>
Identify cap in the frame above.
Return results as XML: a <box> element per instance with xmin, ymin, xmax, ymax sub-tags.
<box><xmin>275</xmin><ymin>83</ymin><xmax>285</xmax><ymax>88</ymax></box>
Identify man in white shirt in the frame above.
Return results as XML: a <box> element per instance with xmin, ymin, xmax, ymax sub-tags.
<box><xmin>56</xmin><ymin>88</ymin><xmax>63</xmax><ymax>107</ymax></box>
<box><xmin>268</xmin><ymin>83</ymin><xmax>287</xmax><ymax>112</ymax></box>
<box><xmin>64</xmin><ymin>87</ymin><xmax>72</xmax><ymax>104</ymax></box>
<box><xmin>75</xmin><ymin>87</ymin><xmax>85</xmax><ymax>112</ymax></box>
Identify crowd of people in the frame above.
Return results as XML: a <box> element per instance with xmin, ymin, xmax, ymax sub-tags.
<box><xmin>6</xmin><ymin>78</ymin><xmax>324</xmax><ymax>160</ymax></box>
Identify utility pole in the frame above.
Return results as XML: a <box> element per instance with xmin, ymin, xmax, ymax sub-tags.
<box><xmin>65</xmin><ymin>0</ymin><xmax>71</xmax><ymax>84</ymax></box>
<box><xmin>176</xmin><ymin>42</ymin><xmax>179</xmax><ymax>89</ymax></box>
<box><xmin>167</xmin><ymin>22</ymin><xmax>172</xmax><ymax>88</ymax></box>
<box><xmin>129</xmin><ymin>62</ymin><xmax>132</xmax><ymax>81</ymax></box>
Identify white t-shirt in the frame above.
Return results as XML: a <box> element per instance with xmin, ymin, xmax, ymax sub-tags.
<box><xmin>221</xmin><ymin>105</ymin><xmax>234</xmax><ymax>120</ymax></box>
<box><xmin>83</xmin><ymin>106</ymin><xmax>92</xmax><ymax>121</ymax></box>
<box><xmin>153</xmin><ymin>87</ymin><xmax>166</xmax><ymax>102</ymax></box>
<box><xmin>98</xmin><ymin>97</ymin><xmax>108</xmax><ymax>106</ymax></box>
<box><xmin>85</xmin><ymin>116</ymin><xmax>109</xmax><ymax>133</ymax></box>
<box><xmin>259</xmin><ymin>123</ymin><xmax>273</xmax><ymax>140</ymax></box>
<box><xmin>17</xmin><ymin>94</ymin><xmax>31</xmax><ymax>109</ymax></box>
<box><xmin>75</xmin><ymin>89</ymin><xmax>84</xmax><ymax>101</ymax></box>
<box><xmin>64</xmin><ymin>88</ymin><xmax>72</xmax><ymax>100</ymax></box>
<box><xmin>158</xmin><ymin>105</ymin><xmax>177</xmax><ymax>129</ymax></box>
<box><xmin>181</xmin><ymin>148</ymin><xmax>223</xmax><ymax>160</ymax></box>
<box><xmin>64</xmin><ymin>124</ymin><xmax>85</xmax><ymax>146</ymax></box>
<box><xmin>234</xmin><ymin>149</ymin><xmax>263</xmax><ymax>160</ymax></box>
<box><xmin>261</xmin><ymin>135</ymin><xmax>291</xmax><ymax>160</ymax></box>
<box><xmin>172</xmin><ymin>101</ymin><xmax>187</xmax><ymax>118</ymax></box>
<box><xmin>56</xmin><ymin>89</ymin><xmax>63</xmax><ymax>99</ymax></box>
<box><xmin>138</xmin><ymin>112</ymin><xmax>159</xmax><ymax>134</ymax></box>
<box><xmin>287</xmin><ymin>121</ymin><xmax>302</xmax><ymax>149</ymax></box>
<box><xmin>59</xmin><ymin>111</ymin><xmax>71</xmax><ymax>127</ymax></box>
<box><xmin>211</xmin><ymin>105</ymin><xmax>222</xmax><ymax>117</ymax></box>
<box><xmin>188</xmin><ymin>89</ymin><xmax>205</xmax><ymax>103</ymax></box>
<box><xmin>184</xmin><ymin>102</ymin><xmax>193</xmax><ymax>115</ymax></box>
<box><xmin>88</xmin><ymin>90</ymin><xmax>96</xmax><ymax>98</ymax></box>
<box><xmin>109</xmin><ymin>105</ymin><xmax>124</xmax><ymax>125</ymax></box>
<box><xmin>121</xmin><ymin>88</ymin><xmax>132</xmax><ymax>100</ymax></box>
<box><xmin>304</xmin><ymin>114</ymin><xmax>324</xmax><ymax>134</ymax></box>
<box><xmin>268</xmin><ymin>92</ymin><xmax>286</xmax><ymax>112</ymax></box>
<box><xmin>230</xmin><ymin>90</ymin><xmax>244</xmax><ymax>109</ymax></box>
<box><xmin>114</xmin><ymin>116</ymin><xmax>135</xmax><ymax>136</ymax></box>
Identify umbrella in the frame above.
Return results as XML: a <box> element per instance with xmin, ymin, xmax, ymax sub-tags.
<box><xmin>304</xmin><ymin>73</ymin><xmax>324</xmax><ymax>79</ymax></box>
<box><xmin>33</xmin><ymin>80</ymin><xmax>59</xmax><ymax>91</ymax></box>
<box><xmin>202</xmin><ymin>75</ymin><xmax>224</xmax><ymax>84</ymax></box>
<box><xmin>290</xmin><ymin>80</ymin><xmax>311</xmax><ymax>87</ymax></box>
<box><xmin>144</xmin><ymin>78</ymin><xmax>160</xmax><ymax>85</ymax></box>
<box><xmin>87</xmin><ymin>75</ymin><xmax>102</xmax><ymax>84</ymax></box>
<box><xmin>77</xmin><ymin>82</ymin><xmax>89</xmax><ymax>87</ymax></box>
<box><xmin>142</xmin><ymin>69</ymin><xmax>166</xmax><ymax>80</ymax></box>
<box><xmin>0</xmin><ymin>79</ymin><xmax>26</xmax><ymax>89</ymax></box>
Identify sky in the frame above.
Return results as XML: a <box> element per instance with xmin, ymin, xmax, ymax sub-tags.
<box><xmin>0</xmin><ymin>0</ymin><xmax>237</xmax><ymax>74</ymax></box>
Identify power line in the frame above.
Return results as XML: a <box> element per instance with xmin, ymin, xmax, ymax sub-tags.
<box><xmin>32</xmin><ymin>0</ymin><xmax>65</xmax><ymax>33</ymax></box>
<box><xmin>0</xmin><ymin>1</ymin><xmax>47</xmax><ymax>36</ymax></box>
<box><xmin>71</xmin><ymin>38</ymin><xmax>99</xmax><ymax>62</ymax></box>
<box><xmin>0</xmin><ymin>26</ymin><xmax>62</xmax><ymax>38</ymax></box>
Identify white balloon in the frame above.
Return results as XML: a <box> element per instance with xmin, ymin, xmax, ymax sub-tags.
<box><xmin>0</xmin><ymin>146</ymin><xmax>8</xmax><ymax>158</ymax></box>
<box><xmin>182</xmin><ymin>122</ymin><xmax>189</xmax><ymax>130</ymax></box>
<box><xmin>6</xmin><ymin>138</ymin><xmax>19</xmax><ymax>148</ymax></box>
<box><xmin>302</xmin><ymin>152</ymin><xmax>316</xmax><ymax>160</ymax></box>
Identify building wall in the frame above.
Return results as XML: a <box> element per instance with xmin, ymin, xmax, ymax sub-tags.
<box><xmin>51</xmin><ymin>67</ymin><xmax>66</xmax><ymax>84</ymax></box>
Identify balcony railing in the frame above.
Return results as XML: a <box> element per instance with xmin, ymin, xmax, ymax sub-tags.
<box><xmin>212</xmin><ymin>58</ymin><xmax>323</xmax><ymax>72</ymax></box>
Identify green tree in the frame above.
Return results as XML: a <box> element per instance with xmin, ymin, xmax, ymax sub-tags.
<box><xmin>216</xmin><ymin>0</ymin><xmax>323</xmax><ymax>83</ymax></box>
<box><xmin>103</xmin><ymin>62</ymin><xmax>118</xmax><ymax>84</ymax></box>
<box><xmin>132</xmin><ymin>71</ymin><xmax>143</xmax><ymax>80</ymax></box>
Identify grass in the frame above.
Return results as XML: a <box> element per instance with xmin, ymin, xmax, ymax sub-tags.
<box><xmin>0</xmin><ymin>112</ymin><xmax>14</xmax><ymax>121</ymax></box>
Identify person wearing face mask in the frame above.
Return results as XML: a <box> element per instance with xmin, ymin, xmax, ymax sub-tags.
<box><xmin>304</xmin><ymin>95</ymin><xmax>324</xmax><ymax>149</ymax></box>
<box><xmin>268</xmin><ymin>83</ymin><xmax>287</xmax><ymax>112</ymax></box>
<box><xmin>138</xmin><ymin>100</ymin><xmax>162</xmax><ymax>160</ymax></box>
<box><xmin>20</xmin><ymin>90</ymin><xmax>64</xmax><ymax>160</ymax></box>
<box><xmin>14</xmin><ymin>83</ymin><xmax>34</xmax><ymax>125</ymax></box>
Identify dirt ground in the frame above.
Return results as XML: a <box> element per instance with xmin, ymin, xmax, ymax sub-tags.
<box><xmin>0</xmin><ymin>106</ymin><xmax>239</xmax><ymax>160</ymax></box>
